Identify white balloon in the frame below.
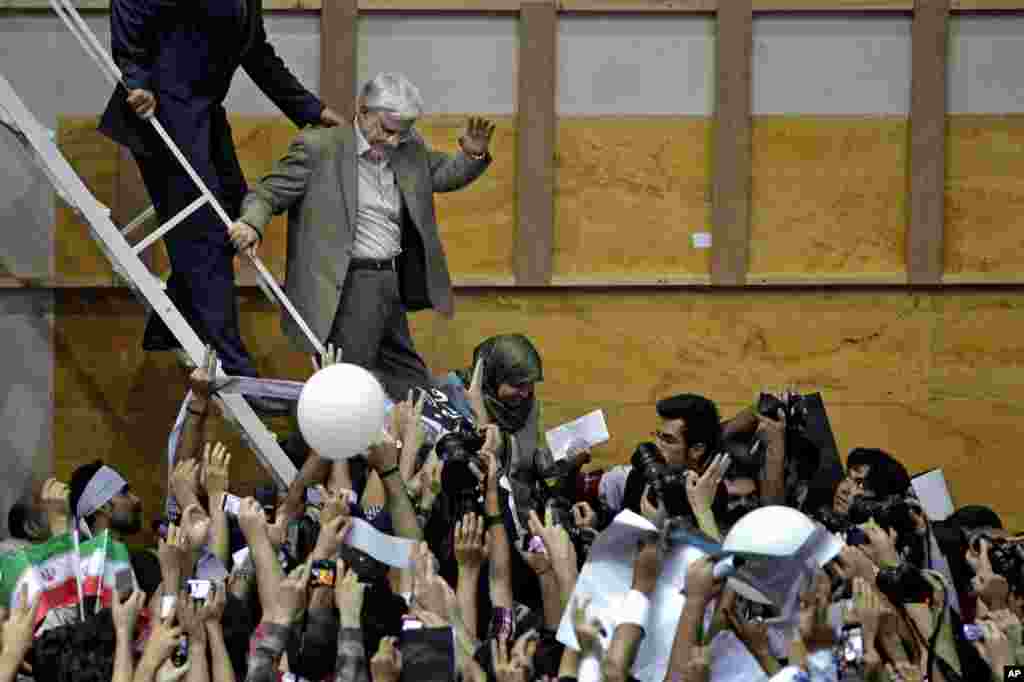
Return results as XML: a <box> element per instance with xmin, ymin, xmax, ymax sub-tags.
<box><xmin>297</xmin><ymin>363</ymin><xmax>389</xmax><ymax>461</ymax></box>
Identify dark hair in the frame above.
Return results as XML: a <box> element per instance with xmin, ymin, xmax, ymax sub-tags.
<box><xmin>221</xmin><ymin>593</ymin><xmax>258</xmax><ymax>680</ymax></box>
<box><xmin>846</xmin><ymin>448</ymin><xmax>910</xmax><ymax>499</ymax></box>
<box><xmin>949</xmin><ymin>505</ymin><xmax>1003</xmax><ymax>532</ymax></box>
<box><xmin>8</xmin><ymin>502</ymin><xmax>39</xmax><ymax>540</ymax></box>
<box><xmin>31</xmin><ymin>609</ymin><xmax>116</xmax><ymax>682</ymax></box>
<box><xmin>656</xmin><ymin>394</ymin><xmax>721</xmax><ymax>454</ymax></box>
<box><xmin>361</xmin><ymin>582</ymin><xmax>408</xmax><ymax>658</ymax></box>
<box><xmin>68</xmin><ymin>460</ymin><xmax>106</xmax><ymax>525</ymax></box>
<box><xmin>287</xmin><ymin>611</ymin><xmax>340</xmax><ymax>682</ymax></box>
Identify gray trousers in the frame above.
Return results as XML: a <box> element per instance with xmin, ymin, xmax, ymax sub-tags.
<box><xmin>326</xmin><ymin>268</ymin><xmax>434</xmax><ymax>401</ymax></box>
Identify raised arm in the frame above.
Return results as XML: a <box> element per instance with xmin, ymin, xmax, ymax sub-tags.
<box><xmin>425</xmin><ymin>118</ymin><xmax>494</xmax><ymax>193</ymax></box>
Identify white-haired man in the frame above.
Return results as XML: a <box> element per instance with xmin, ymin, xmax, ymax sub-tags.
<box><xmin>229</xmin><ymin>73</ymin><xmax>494</xmax><ymax>399</ymax></box>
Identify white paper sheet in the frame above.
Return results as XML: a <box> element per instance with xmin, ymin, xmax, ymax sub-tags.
<box><xmin>912</xmin><ymin>468</ymin><xmax>955</xmax><ymax>521</ymax></box>
<box><xmin>344</xmin><ymin>517</ymin><xmax>415</xmax><ymax>568</ymax></box>
<box><xmin>545</xmin><ymin>410</ymin><xmax>610</xmax><ymax>461</ymax></box>
<box><xmin>556</xmin><ymin>511</ymin><xmax>713</xmax><ymax>682</ymax></box>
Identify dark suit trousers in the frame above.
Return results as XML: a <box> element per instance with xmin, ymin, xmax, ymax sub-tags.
<box><xmin>134</xmin><ymin>106</ymin><xmax>257</xmax><ymax>377</ymax></box>
<box><xmin>327</xmin><ymin>268</ymin><xmax>433</xmax><ymax>401</ymax></box>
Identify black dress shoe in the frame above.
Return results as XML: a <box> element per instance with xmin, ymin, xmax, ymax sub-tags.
<box><xmin>244</xmin><ymin>396</ymin><xmax>293</xmax><ymax>417</ymax></box>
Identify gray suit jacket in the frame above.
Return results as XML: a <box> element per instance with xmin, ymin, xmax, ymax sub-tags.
<box><xmin>239</xmin><ymin>124</ymin><xmax>491</xmax><ymax>352</ymax></box>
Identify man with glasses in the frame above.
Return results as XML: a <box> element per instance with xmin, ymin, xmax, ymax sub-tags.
<box><xmin>231</xmin><ymin>73</ymin><xmax>494</xmax><ymax>400</ymax></box>
<box><xmin>615</xmin><ymin>393</ymin><xmax>722</xmax><ymax>516</ymax></box>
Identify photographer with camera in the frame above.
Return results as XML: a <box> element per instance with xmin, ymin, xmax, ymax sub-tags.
<box><xmin>615</xmin><ymin>393</ymin><xmax>721</xmax><ymax>525</ymax></box>
<box><xmin>721</xmin><ymin>390</ymin><xmax>832</xmax><ymax>513</ymax></box>
<box><xmin>844</xmin><ymin>500</ymin><xmax>965</xmax><ymax>682</ymax></box>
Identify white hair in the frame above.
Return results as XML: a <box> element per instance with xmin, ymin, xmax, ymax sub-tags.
<box><xmin>360</xmin><ymin>72</ymin><xmax>424</xmax><ymax>121</ymax></box>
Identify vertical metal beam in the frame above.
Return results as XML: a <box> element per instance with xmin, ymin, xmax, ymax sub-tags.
<box><xmin>514</xmin><ymin>1</ymin><xmax>557</xmax><ymax>285</ymax></box>
<box><xmin>321</xmin><ymin>0</ymin><xmax>360</xmax><ymax>121</ymax></box>
<box><xmin>710</xmin><ymin>0</ymin><xmax>753</xmax><ymax>286</ymax></box>
<box><xmin>907</xmin><ymin>0</ymin><xmax>949</xmax><ymax>283</ymax></box>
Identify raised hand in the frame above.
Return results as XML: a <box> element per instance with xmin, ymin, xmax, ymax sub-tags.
<box><xmin>527</xmin><ymin>509</ymin><xmax>577</xmax><ymax>584</ymax></box>
<box><xmin>270</xmin><ymin>562</ymin><xmax>311</xmax><ymax>625</ymax></box>
<box><xmin>454</xmin><ymin>513</ymin><xmax>488</xmax><ymax>572</ymax></box>
<box><xmin>171</xmin><ymin>459</ymin><xmax>201</xmax><ymax>505</ymax></box>
<box><xmin>370</xmin><ymin>636</ymin><xmax>402</xmax><ymax>682</ymax></box>
<box><xmin>411</xmin><ymin>542</ymin><xmax>457</xmax><ymax>623</ymax></box>
<box><xmin>318</xmin><ymin>486</ymin><xmax>351</xmax><ymax>531</ymax></box>
<box><xmin>311</xmin><ymin>341</ymin><xmax>344</xmax><ymax>373</ymax></box>
<box><xmin>754</xmin><ymin>408</ymin><xmax>786</xmax><ymax>444</ymax></box>
<box><xmin>392</xmin><ymin>388</ymin><xmax>427</xmax><ymax>476</ymax></box>
<box><xmin>459</xmin><ymin>117</ymin><xmax>496</xmax><ymax>157</ymax></box>
<box><xmin>312</xmin><ymin>514</ymin><xmax>353</xmax><ymax>560</ymax></box>
<box><xmin>158</xmin><ymin>523</ymin><xmax>189</xmax><ymax>589</ymax></box>
<box><xmin>40</xmin><ymin>477</ymin><xmax>70</xmax><ymax>534</ymax></box>
<box><xmin>111</xmin><ymin>587</ymin><xmax>146</xmax><ymax>639</ymax></box>
<box><xmin>235</xmin><ymin>498</ymin><xmax>269</xmax><ymax>544</ymax></box>
<box><xmin>202</xmin><ymin>442</ymin><xmax>231</xmax><ymax>500</ymax></box>
<box><xmin>335</xmin><ymin>567</ymin><xmax>366</xmax><ymax>629</ymax></box>
<box><xmin>180</xmin><ymin>503</ymin><xmax>211</xmax><ymax>550</ymax></box>
<box><xmin>685</xmin><ymin>452</ymin><xmax>730</xmax><ymax>515</ymax></box>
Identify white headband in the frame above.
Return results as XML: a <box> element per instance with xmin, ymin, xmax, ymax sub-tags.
<box><xmin>76</xmin><ymin>465</ymin><xmax>127</xmax><ymax>521</ymax></box>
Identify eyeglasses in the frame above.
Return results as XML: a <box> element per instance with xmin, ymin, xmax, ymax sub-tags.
<box><xmin>653</xmin><ymin>430</ymin><xmax>683</xmax><ymax>446</ymax></box>
<box><xmin>842</xmin><ymin>472</ymin><xmax>869</xmax><ymax>493</ymax></box>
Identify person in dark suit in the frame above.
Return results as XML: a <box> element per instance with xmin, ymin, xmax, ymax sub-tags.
<box><xmin>98</xmin><ymin>0</ymin><xmax>342</xmax><ymax>408</ymax></box>
<box><xmin>229</xmin><ymin>73</ymin><xmax>494</xmax><ymax>401</ymax></box>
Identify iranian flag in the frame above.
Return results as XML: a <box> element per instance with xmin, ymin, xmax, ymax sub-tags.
<box><xmin>0</xmin><ymin>530</ymin><xmax>134</xmax><ymax>627</ymax></box>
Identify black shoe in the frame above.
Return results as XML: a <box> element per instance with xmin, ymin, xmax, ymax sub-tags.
<box><xmin>244</xmin><ymin>396</ymin><xmax>293</xmax><ymax>417</ymax></box>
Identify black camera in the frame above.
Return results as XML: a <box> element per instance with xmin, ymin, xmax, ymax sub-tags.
<box><xmin>757</xmin><ymin>392</ymin><xmax>808</xmax><ymax>430</ymax></box>
<box><xmin>847</xmin><ymin>496</ymin><xmax>918</xmax><ymax>539</ymax></box>
<box><xmin>631</xmin><ymin>442</ymin><xmax>690</xmax><ymax>519</ymax></box>
<box><xmin>437</xmin><ymin>428</ymin><xmax>488</xmax><ymax>498</ymax></box>
<box><xmin>876</xmin><ymin>562</ymin><xmax>934</xmax><ymax>606</ymax></box>
<box><xmin>984</xmin><ymin>538</ymin><xmax>1024</xmax><ymax>590</ymax></box>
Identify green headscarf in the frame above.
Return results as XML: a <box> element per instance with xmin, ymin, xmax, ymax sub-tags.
<box><xmin>457</xmin><ymin>334</ymin><xmax>543</xmax><ymax>433</ymax></box>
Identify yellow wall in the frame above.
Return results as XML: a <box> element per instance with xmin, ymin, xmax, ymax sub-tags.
<box><xmin>52</xmin><ymin>115</ymin><xmax>1024</xmax><ymax>544</ymax></box>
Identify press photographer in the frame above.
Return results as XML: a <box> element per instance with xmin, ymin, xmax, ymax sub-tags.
<box><xmin>616</xmin><ymin>393</ymin><xmax>722</xmax><ymax>520</ymax></box>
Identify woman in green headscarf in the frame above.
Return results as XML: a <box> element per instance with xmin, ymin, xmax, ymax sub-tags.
<box><xmin>446</xmin><ymin>334</ymin><xmax>552</xmax><ymax>531</ymax></box>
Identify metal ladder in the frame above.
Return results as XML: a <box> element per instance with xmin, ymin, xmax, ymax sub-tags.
<box><xmin>0</xmin><ymin>1</ymin><xmax>327</xmax><ymax>488</ymax></box>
